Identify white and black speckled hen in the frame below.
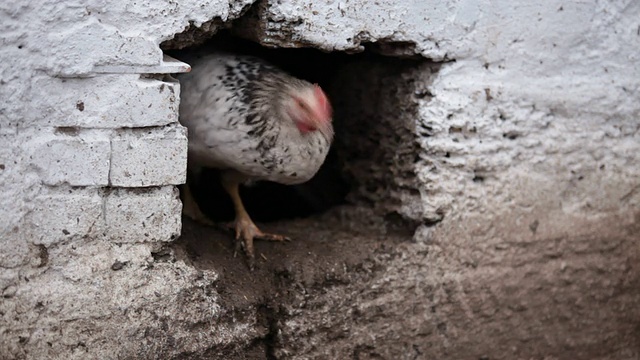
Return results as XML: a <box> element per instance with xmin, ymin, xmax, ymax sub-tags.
<box><xmin>177</xmin><ymin>52</ymin><xmax>334</xmax><ymax>268</ymax></box>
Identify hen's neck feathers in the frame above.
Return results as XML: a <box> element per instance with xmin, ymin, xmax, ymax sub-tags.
<box><xmin>246</xmin><ymin>70</ymin><xmax>307</xmax><ymax>128</ymax></box>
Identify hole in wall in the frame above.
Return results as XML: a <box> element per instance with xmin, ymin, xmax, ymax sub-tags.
<box><xmin>159</xmin><ymin>20</ymin><xmax>448</xmax><ymax>350</ymax></box>
<box><xmin>162</xmin><ymin>28</ymin><xmax>440</xmax><ymax>226</ymax></box>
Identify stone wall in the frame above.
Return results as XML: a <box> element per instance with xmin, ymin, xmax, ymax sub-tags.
<box><xmin>1</xmin><ymin>0</ymin><xmax>639</xmax><ymax>359</ymax></box>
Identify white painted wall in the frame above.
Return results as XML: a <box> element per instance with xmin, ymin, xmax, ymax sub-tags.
<box><xmin>0</xmin><ymin>0</ymin><xmax>256</xmax><ymax>256</ymax></box>
<box><xmin>1</xmin><ymin>2</ymin><xmax>253</xmax><ymax>357</ymax></box>
<box><xmin>238</xmin><ymin>0</ymin><xmax>640</xmax><ymax>224</ymax></box>
<box><xmin>0</xmin><ymin>0</ymin><xmax>638</xmax><ymax>357</ymax></box>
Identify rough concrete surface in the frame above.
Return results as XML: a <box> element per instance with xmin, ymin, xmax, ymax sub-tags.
<box><xmin>1</xmin><ymin>0</ymin><xmax>640</xmax><ymax>359</ymax></box>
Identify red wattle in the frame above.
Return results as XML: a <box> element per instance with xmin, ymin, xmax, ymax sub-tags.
<box><xmin>296</xmin><ymin>121</ymin><xmax>316</xmax><ymax>134</ymax></box>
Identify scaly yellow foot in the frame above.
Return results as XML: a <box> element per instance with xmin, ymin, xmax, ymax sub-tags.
<box><xmin>228</xmin><ymin>216</ymin><xmax>290</xmax><ymax>270</ymax></box>
<box><xmin>221</xmin><ymin>171</ymin><xmax>290</xmax><ymax>270</ymax></box>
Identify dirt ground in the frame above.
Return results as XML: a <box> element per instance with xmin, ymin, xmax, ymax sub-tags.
<box><xmin>169</xmin><ymin>205</ymin><xmax>640</xmax><ymax>360</ymax></box>
<box><xmin>172</xmin><ymin>204</ymin><xmax>409</xmax><ymax>359</ymax></box>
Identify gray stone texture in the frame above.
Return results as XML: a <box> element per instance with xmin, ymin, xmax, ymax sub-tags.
<box><xmin>1</xmin><ymin>0</ymin><xmax>639</xmax><ymax>359</ymax></box>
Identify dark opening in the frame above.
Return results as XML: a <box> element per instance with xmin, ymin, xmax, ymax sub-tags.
<box><xmin>163</xmin><ymin>31</ymin><xmax>435</xmax><ymax>224</ymax></box>
<box><xmin>188</xmin><ymin>151</ymin><xmax>348</xmax><ymax>222</ymax></box>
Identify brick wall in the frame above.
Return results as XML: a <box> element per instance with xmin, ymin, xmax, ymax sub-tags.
<box><xmin>0</xmin><ymin>0</ymin><xmax>253</xmax><ymax>264</ymax></box>
<box><xmin>1</xmin><ymin>2</ymin><xmax>254</xmax><ymax>357</ymax></box>
<box><xmin>1</xmin><ymin>0</ymin><xmax>638</xmax><ymax>358</ymax></box>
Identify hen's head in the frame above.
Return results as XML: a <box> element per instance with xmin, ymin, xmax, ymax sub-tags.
<box><xmin>282</xmin><ymin>82</ymin><xmax>333</xmax><ymax>140</ymax></box>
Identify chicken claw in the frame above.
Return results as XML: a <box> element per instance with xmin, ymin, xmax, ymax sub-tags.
<box><xmin>225</xmin><ymin>217</ymin><xmax>290</xmax><ymax>269</ymax></box>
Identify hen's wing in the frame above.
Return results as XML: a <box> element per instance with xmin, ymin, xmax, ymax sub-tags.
<box><xmin>178</xmin><ymin>53</ymin><xmax>270</xmax><ymax>174</ymax></box>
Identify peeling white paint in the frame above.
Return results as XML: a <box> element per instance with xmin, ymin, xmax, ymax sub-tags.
<box><xmin>0</xmin><ymin>0</ymin><xmax>638</xmax><ymax>357</ymax></box>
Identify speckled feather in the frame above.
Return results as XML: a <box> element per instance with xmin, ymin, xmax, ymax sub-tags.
<box><xmin>178</xmin><ymin>53</ymin><xmax>332</xmax><ymax>185</ymax></box>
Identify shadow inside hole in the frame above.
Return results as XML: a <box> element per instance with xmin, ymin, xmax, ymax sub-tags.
<box><xmin>190</xmin><ymin>148</ymin><xmax>349</xmax><ymax>222</ymax></box>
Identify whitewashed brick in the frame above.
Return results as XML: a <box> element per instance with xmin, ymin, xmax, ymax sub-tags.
<box><xmin>30</xmin><ymin>132</ymin><xmax>110</xmax><ymax>186</ymax></box>
<box><xmin>45</xmin><ymin>22</ymin><xmax>162</xmax><ymax>76</ymax></box>
<box><xmin>110</xmin><ymin>124</ymin><xmax>187</xmax><ymax>187</ymax></box>
<box><xmin>104</xmin><ymin>186</ymin><xmax>182</xmax><ymax>243</ymax></box>
<box><xmin>23</xmin><ymin>74</ymin><xmax>180</xmax><ymax>129</ymax></box>
<box><xmin>23</xmin><ymin>187</ymin><xmax>104</xmax><ymax>247</ymax></box>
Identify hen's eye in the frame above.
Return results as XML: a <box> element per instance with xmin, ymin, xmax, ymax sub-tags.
<box><xmin>297</xmin><ymin>99</ymin><xmax>307</xmax><ymax>110</ymax></box>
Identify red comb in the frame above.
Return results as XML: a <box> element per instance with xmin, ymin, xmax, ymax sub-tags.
<box><xmin>313</xmin><ymin>84</ymin><xmax>332</xmax><ymax>120</ymax></box>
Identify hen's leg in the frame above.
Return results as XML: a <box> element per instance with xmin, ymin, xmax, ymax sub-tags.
<box><xmin>220</xmin><ymin>171</ymin><xmax>290</xmax><ymax>269</ymax></box>
<box><xmin>180</xmin><ymin>181</ymin><xmax>215</xmax><ymax>226</ymax></box>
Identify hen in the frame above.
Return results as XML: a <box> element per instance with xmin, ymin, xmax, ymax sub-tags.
<box><xmin>177</xmin><ymin>52</ymin><xmax>334</xmax><ymax>268</ymax></box>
